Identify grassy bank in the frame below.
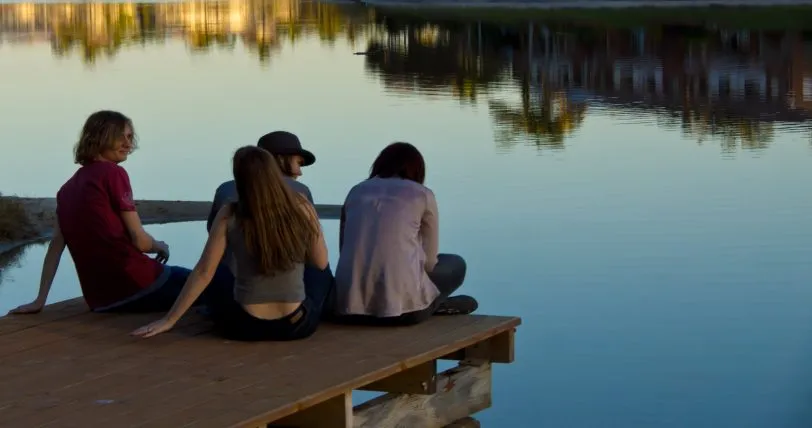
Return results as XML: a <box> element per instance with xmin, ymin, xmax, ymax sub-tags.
<box><xmin>0</xmin><ymin>194</ymin><xmax>35</xmax><ymax>243</ymax></box>
<box><xmin>371</xmin><ymin>4</ymin><xmax>812</xmax><ymax>29</ymax></box>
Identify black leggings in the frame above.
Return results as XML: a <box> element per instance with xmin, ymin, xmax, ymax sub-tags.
<box><xmin>332</xmin><ymin>253</ymin><xmax>467</xmax><ymax>326</ymax></box>
<box><xmin>206</xmin><ymin>263</ymin><xmax>336</xmax><ymax>341</ymax></box>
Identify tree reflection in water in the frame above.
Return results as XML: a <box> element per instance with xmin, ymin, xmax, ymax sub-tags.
<box><xmin>2</xmin><ymin>1</ymin><xmax>811</xmax><ymax>152</ymax></box>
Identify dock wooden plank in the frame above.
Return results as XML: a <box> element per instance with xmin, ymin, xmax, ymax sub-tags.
<box><xmin>0</xmin><ymin>298</ymin><xmax>87</xmax><ymax>336</ymax></box>
<box><xmin>0</xmin><ymin>298</ymin><xmax>520</xmax><ymax>427</ymax></box>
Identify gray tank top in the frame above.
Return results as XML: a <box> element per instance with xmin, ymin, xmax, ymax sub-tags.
<box><xmin>226</xmin><ymin>219</ymin><xmax>305</xmax><ymax>305</ymax></box>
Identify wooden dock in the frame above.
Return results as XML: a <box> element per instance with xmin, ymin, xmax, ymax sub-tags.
<box><xmin>0</xmin><ymin>298</ymin><xmax>520</xmax><ymax>427</ymax></box>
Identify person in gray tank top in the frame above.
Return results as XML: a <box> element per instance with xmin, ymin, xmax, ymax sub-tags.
<box><xmin>132</xmin><ymin>146</ymin><xmax>333</xmax><ymax>341</ymax></box>
<box><xmin>203</xmin><ymin>131</ymin><xmax>332</xmax><ymax>325</ymax></box>
<box><xmin>332</xmin><ymin>142</ymin><xmax>478</xmax><ymax>327</ymax></box>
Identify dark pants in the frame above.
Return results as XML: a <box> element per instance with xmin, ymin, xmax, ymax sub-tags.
<box><xmin>206</xmin><ymin>263</ymin><xmax>336</xmax><ymax>341</ymax></box>
<box><xmin>100</xmin><ymin>265</ymin><xmax>233</xmax><ymax>313</ymax></box>
<box><xmin>332</xmin><ymin>253</ymin><xmax>467</xmax><ymax>326</ymax></box>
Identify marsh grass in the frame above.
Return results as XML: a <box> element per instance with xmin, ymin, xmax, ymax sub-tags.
<box><xmin>0</xmin><ymin>194</ymin><xmax>35</xmax><ymax>243</ymax></box>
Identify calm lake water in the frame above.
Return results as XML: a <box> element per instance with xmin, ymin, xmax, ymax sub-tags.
<box><xmin>2</xmin><ymin>2</ymin><xmax>812</xmax><ymax>426</ymax></box>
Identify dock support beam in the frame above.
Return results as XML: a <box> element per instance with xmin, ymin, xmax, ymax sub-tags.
<box><xmin>359</xmin><ymin>360</ymin><xmax>438</xmax><ymax>395</ymax></box>
<box><xmin>265</xmin><ymin>326</ymin><xmax>516</xmax><ymax>428</ymax></box>
<box><xmin>270</xmin><ymin>392</ymin><xmax>352</xmax><ymax>428</ymax></box>
<box><xmin>353</xmin><ymin>361</ymin><xmax>492</xmax><ymax>428</ymax></box>
<box><xmin>442</xmin><ymin>328</ymin><xmax>515</xmax><ymax>364</ymax></box>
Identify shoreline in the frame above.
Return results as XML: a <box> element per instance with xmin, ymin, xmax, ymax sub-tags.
<box><xmin>353</xmin><ymin>0</ymin><xmax>812</xmax><ymax>7</ymax></box>
<box><xmin>0</xmin><ymin>197</ymin><xmax>341</xmax><ymax>256</ymax></box>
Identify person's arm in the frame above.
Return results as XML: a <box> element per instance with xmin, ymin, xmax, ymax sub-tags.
<box><xmin>8</xmin><ymin>219</ymin><xmax>66</xmax><ymax>314</ymax></box>
<box><xmin>131</xmin><ymin>205</ymin><xmax>230</xmax><ymax>338</ymax></box>
<box><xmin>421</xmin><ymin>190</ymin><xmax>440</xmax><ymax>272</ymax></box>
<box><xmin>163</xmin><ymin>205</ymin><xmax>230</xmax><ymax>323</ymax></box>
<box><xmin>301</xmin><ymin>200</ymin><xmax>329</xmax><ymax>270</ymax></box>
<box><xmin>108</xmin><ymin>166</ymin><xmax>167</xmax><ymax>255</ymax></box>
<box><xmin>120</xmin><ymin>211</ymin><xmax>167</xmax><ymax>254</ymax></box>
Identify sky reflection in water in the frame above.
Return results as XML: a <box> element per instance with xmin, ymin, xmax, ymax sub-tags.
<box><xmin>2</xmin><ymin>2</ymin><xmax>812</xmax><ymax>427</ymax></box>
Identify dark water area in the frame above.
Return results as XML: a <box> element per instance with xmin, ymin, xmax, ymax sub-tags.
<box><xmin>1</xmin><ymin>2</ymin><xmax>812</xmax><ymax>427</ymax></box>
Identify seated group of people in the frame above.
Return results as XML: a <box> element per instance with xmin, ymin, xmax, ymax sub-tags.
<box><xmin>8</xmin><ymin>110</ymin><xmax>478</xmax><ymax>342</ymax></box>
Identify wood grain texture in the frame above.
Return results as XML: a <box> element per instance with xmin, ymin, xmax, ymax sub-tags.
<box><xmin>0</xmin><ymin>298</ymin><xmax>520</xmax><ymax>427</ymax></box>
<box><xmin>353</xmin><ymin>362</ymin><xmax>492</xmax><ymax>428</ymax></box>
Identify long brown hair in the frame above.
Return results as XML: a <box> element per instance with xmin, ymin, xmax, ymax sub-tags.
<box><xmin>74</xmin><ymin>110</ymin><xmax>137</xmax><ymax>165</ymax></box>
<box><xmin>369</xmin><ymin>142</ymin><xmax>426</xmax><ymax>184</ymax></box>
<box><xmin>231</xmin><ymin>146</ymin><xmax>317</xmax><ymax>275</ymax></box>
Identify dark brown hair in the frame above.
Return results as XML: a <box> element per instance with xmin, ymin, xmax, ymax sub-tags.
<box><xmin>231</xmin><ymin>146</ymin><xmax>318</xmax><ymax>275</ymax></box>
<box><xmin>274</xmin><ymin>154</ymin><xmax>294</xmax><ymax>177</ymax></box>
<box><xmin>369</xmin><ymin>142</ymin><xmax>426</xmax><ymax>184</ymax></box>
<box><xmin>73</xmin><ymin>110</ymin><xmax>136</xmax><ymax>165</ymax></box>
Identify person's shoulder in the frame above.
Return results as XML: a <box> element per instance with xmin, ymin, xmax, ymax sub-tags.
<box><xmin>97</xmin><ymin>161</ymin><xmax>126</xmax><ymax>173</ymax></box>
<box><xmin>213</xmin><ymin>180</ymin><xmax>237</xmax><ymax>199</ymax></box>
<box><xmin>352</xmin><ymin>177</ymin><xmax>383</xmax><ymax>191</ymax></box>
<box><xmin>400</xmin><ymin>178</ymin><xmax>431</xmax><ymax>192</ymax></box>
<box><xmin>215</xmin><ymin>179</ymin><xmax>236</xmax><ymax>193</ymax></box>
<box><xmin>395</xmin><ymin>179</ymin><xmax>435</xmax><ymax>207</ymax></box>
<box><xmin>212</xmin><ymin>201</ymin><xmax>235</xmax><ymax>228</ymax></box>
<box><xmin>219</xmin><ymin>201</ymin><xmax>236</xmax><ymax>216</ymax></box>
<box><xmin>82</xmin><ymin>161</ymin><xmax>129</xmax><ymax>184</ymax></box>
<box><xmin>285</xmin><ymin>177</ymin><xmax>312</xmax><ymax>196</ymax></box>
<box><xmin>383</xmin><ymin>177</ymin><xmax>433</xmax><ymax>197</ymax></box>
<box><xmin>80</xmin><ymin>160</ymin><xmax>117</xmax><ymax>172</ymax></box>
<box><xmin>419</xmin><ymin>183</ymin><xmax>435</xmax><ymax>197</ymax></box>
<box><xmin>344</xmin><ymin>178</ymin><xmax>374</xmax><ymax>199</ymax></box>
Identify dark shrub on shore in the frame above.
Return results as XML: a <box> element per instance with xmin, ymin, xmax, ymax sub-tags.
<box><xmin>0</xmin><ymin>194</ymin><xmax>34</xmax><ymax>242</ymax></box>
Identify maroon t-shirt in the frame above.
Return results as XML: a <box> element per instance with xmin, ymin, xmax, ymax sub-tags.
<box><xmin>56</xmin><ymin>160</ymin><xmax>164</xmax><ymax>310</ymax></box>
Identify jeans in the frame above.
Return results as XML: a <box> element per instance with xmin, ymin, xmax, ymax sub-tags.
<box><xmin>332</xmin><ymin>253</ymin><xmax>467</xmax><ymax>326</ymax></box>
<box><xmin>101</xmin><ymin>265</ymin><xmax>233</xmax><ymax>313</ymax></box>
<box><xmin>206</xmin><ymin>263</ymin><xmax>336</xmax><ymax>341</ymax></box>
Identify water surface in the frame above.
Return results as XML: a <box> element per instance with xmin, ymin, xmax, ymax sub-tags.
<box><xmin>2</xmin><ymin>2</ymin><xmax>812</xmax><ymax>427</ymax></box>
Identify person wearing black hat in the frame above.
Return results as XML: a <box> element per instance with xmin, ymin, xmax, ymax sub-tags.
<box><xmin>206</xmin><ymin>131</ymin><xmax>315</xmax><ymax>233</ymax></box>
<box><xmin>257</xmin><ymin>130</ymin><xmax>316</xmax><ymax>194</ymax></box>
<box><xmin>204</xmin><ymin>131</ymin><xmax>334</xmax><ymax>320</ymax></box>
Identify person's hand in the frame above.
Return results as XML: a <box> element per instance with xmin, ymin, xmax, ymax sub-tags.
<box><xmin>130</xmin><ymin>317</ymin><xmax>175</xmax><ymax>338</ymax></box>
<box><xmin>154</xmin><ymin>240</ymin><xmax>170</xmax><ymax>264</ymax></box>
<box><xmin>8</xmin><ymin>299</ymin><xmax>45</xmax><ymax>315</ymax></box>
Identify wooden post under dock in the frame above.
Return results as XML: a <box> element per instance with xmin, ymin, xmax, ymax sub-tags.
<box><xmin>0</xmin><ymin>298</ymin><xmax>521</xmax><ymax>427</ymax></box>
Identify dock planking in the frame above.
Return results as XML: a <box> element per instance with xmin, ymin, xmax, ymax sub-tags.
<box><xmin>0</xmin><ymin>297</ymin><xmax>520</xmax><ymax>427</ymax></box>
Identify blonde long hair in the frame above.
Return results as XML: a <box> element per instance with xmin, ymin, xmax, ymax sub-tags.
<box><xmin>231</xmin><ymin>146</ymin><xmax>318</xmax><ymax>275</ymax></box>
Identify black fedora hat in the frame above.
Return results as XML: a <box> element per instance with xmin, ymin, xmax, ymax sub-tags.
<box><xmin>257</xmin><ymin>131</ymin><xmax>316</xmax><ymax>166</ymax></box>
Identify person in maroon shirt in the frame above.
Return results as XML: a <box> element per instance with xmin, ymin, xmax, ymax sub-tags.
<box><xmin>8</xmin><ymin>110</ymin><xmax>229</xmax><ymax>314</ymax></box>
